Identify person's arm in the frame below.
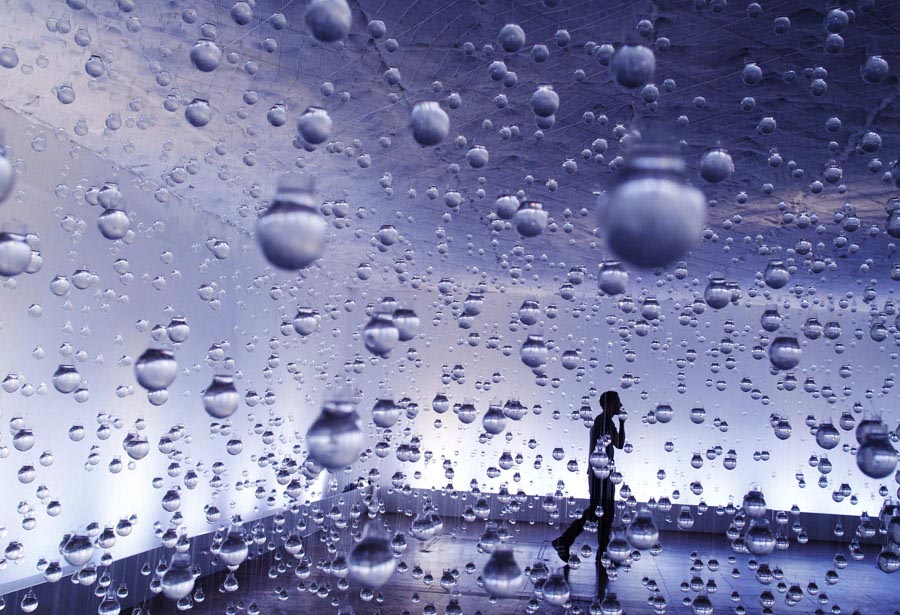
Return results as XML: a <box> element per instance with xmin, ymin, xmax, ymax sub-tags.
<box><xmin>592</xmin><ymin>419</ymin><xmax>603</xmax><ymax>450</ymax></box>
<box><xmin>613</xmin><ymin>416</ymin><xmax>626</xmax><ymax>449</ymax></box>
<box><xmin>587</xmin><ymin>423</ymin><xmax>599</xmax><ymax>475</ymax></box>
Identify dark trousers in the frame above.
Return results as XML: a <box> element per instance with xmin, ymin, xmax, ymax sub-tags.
<box><xmin>557</xmin><ymin>475</ymin><xmax>615</xmax><ymax>596</ymax></box>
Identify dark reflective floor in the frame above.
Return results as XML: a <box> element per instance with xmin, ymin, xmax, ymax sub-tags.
<box><xmin>137</xmin><ymin>514</ymin><xmax>899</xmax><ymax>615</ymax></box>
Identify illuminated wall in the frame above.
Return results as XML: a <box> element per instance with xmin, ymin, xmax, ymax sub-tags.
<box><xmin>355</xmin><ymin>284</ymin><xmax>896</xmax><ymax>517</ymax></box>
<box><xmin>0</xmin><ymin>107</ymin><xmax>328</xmax><ymax>589</ymax></box>
<box><xmin>0</xmin><ymin>0</ymin><xmax>898</xmax><ymax>607</ymax></box>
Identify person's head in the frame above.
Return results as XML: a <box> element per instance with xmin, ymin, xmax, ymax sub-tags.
<box><xmin>598</xmin><ymin>390</ymin><xmax>622</xmax><ymax>418</ymax></box>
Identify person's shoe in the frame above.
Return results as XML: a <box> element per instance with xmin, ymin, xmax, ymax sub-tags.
<box><xmin>551</xmin><ymin>537</ymin><xmax>570</xmax><ymax>562</ymax></box>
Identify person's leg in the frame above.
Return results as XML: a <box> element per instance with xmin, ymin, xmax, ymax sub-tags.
<box><xmin>588</xmin><ymin>476</ymin><xmax>601</xmax><ymax>517</ymax></box>
<box><xmin>596</xmin><ymin>484</ymin><xmax>613</xmax><ymax>546</ymax></box>
<box><xmin>553</xmin><ymin>475</ymin><xmax>600</xmax><ymax>559</ymax></box>
<box><xmin>597</xmin><ymin>505</ymin><xmax>612</xmax><ymax>547</ymax></box>
<box><xmin>554</xmin><ymin>503</ymin><xmax>590</xmax><ymax>557</ymax></box>
<box><xmin>596</xmin><ymin>492</ymin><xmax>615</xmax><ymax>597</ymax></box>
<box><xmin>595</xmin><ymin>549</ymin><xmax>609</xmax><ymax>598</ymax></box>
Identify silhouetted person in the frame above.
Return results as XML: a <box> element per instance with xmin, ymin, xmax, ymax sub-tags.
<box><xmin>552</xmin><ymin>390</ymin><xmax>626</xmax><ymax>596</ymax></box>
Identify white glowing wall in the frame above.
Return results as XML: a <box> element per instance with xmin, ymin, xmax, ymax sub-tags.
<box><xmin>353</xmin><ymin>284</ymin><xmax>898</xmax><ymax>517</ymax></box>
<box><xmin>2</xmin><ymin>102</ymin><xmax>898</xmax><ymax>589</ymax></box>
<box><xmin>0</xmin><ymin>107</ymin><xmax>326</xmax><ymax>589</ymax></box>
<box><xmin>1</xmin><ymin>0</ymin><xmax>899</xmax><ymax>598</ymax></box>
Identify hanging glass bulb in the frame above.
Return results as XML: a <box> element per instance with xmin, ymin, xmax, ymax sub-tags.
<box><xmin>256</xmin><ymin>176</ymin><xmax>326</xmax><ymax>270</ymax></box>
<box><xmin>184</xmin><ymin>98</ymin><xmax>212</xmax><ymax>127</ymax></box>
<box><xmin>409</xmin><ymin>511</ymin><xmax>437</xmax><ymax>541</ymax></box>
<box><xmin>134</xmin><ymin>348</ymin><xmax>177</xmax><ymax>391</ymax></box>
<box><xmin>856</xmin><ymin>422</ymin><xmax>898</xmax><ymax>479</ymax></box>
<box><xmin>392</xmin><ymin>308</ymin><xmax>420</xmax><ymax>341</ymax></box>
<box><xmin>611</xmin><ymin>44</ymin><xmax>655</xmax><ymax>89</ymax></box>
<box><xmin>372</xmin><ymin>398</ymin><xmax>401</xmax><ymax>429</ymax></box>
<box><xmin>514</xmin><ymin>201</ymin><xmax>548</xmax><ymax>238</ymax></box>
<box><xmin>760</xmin><ymin>307</ymin><xmax>781</xmax><ymax>332</ymax></box>
<box><xmin>769</xmin><ymin>336</ymin><xmax>801</xmax><ymax>371</ymax></box>
<box><xmin>410</xmin><ymin>102</ymin><xmax>449</xmax><ymax>146</ymax></box>
<box><xmin>61</xmin><ymin>533</ymin><xmax>94</xmax><ymax>566</ymax></box>
<box><xmin>0</xmin><ymin>151</ymin><xmax>14</xmax><ymax>203</ymax></box>
<box><xmin>363</xmin><ymin>312</ymin><xmax>400</xmax><ymax>357</ymax></box>
<box><xmin>292</xmin><ymin>308</ymin><xmax>320</xmax><ymax>336</ymax></box>
<box><xmin>0</xmin><ymin>232</ymin><xmax>31</xmax><ymax>276</ymax></box>
<box><xmin>704</xmin><ymin>278</ymin><xmax>731</xmax><ymax>309</ymax></box>
<box><xmin>886</xmin><ymin>198</ymin><xmax>900</xmax><ymax>238</ymax></box>
<box><xmin>699</xmin><ymin>148</ymin><xmax>734</xmax><ymax>183</ymax></box>
<box><xmin>625</xmin><ymin>505</ymin><xmax>659</xmax><ymax>550</ymax></box>
<box><xmin>744</xmin><ymin>518</ymin><xmax>776</xmax><ymax>556</ymax></box>
<box><xmin>218</xmin><ymin>524</ymin><xmax>249</xmax><ymax>569</ymax></box>
<box><xmin>494</xmin><ymin>194</ymin><xmax>520</xmax><ymax>220</ymax></box>
<box><xmin>97</xmin><ymin>208</ymin><xmax>130</xmax><ymax>240</ymax></box>
<box><xmin>482</xmin><ymin>404</ymin><xmax>507</xmax><ymax>435</ymax></box>
<box><xmin>530</xmin><ymin>84</ymin><xmax>559</xmax><ymax>117</ymax></box>
<box><xmin>481</xmin><ymin>546</ymin><xmax>524</xmax><ymax>598</ymax></box>
<box><xmin>189</xmin><ymin>32</ymin><xmax>221</xmax><ymax>72</ymax></box>
<box><xmin>763</xmin><ymin>260</ymin><xmax>790</xmax><ymax>289</ymax></box>
<box><xmin>202</xmin><ymin>375</ymin><xmax>240</xmax><ymax>419</ymax></box>
<box><xmin>606</xmin><ymin>528</ymin><xmax>631</xmax><ymax>563</ymax></box>
<box><xmin>297</xmin><ymin>107</ymin><xmax>333</xmax><ymax>144</ymax></box>
<box><xmin>815</xmin><ymin>422</ymin><xmax>840</xmax><ymax>450</ymax></box>
<box><xmin>306</xmin><ymin>399</ymin><xmax>364</xmax><ymax>469</ymax></box>
<box><xmin>305</xmin><ymin>0</ymin><xmax>352</xmax><ymax>43</ymax></box>
<box><xmin>160</xmin><ymin>552</ymin><xmax>197</xmax><ymax>600</ymax></box>
<box><xmin>600</xmin><ymin>592</ymin><xmax>622</xmax><ymax>615</ymax></box>
<box><xmin>519</xmin><ymin>300</ymin><xmax>541</xmax><ymax>325</ymax></box>
<box><xmin>520</xmin><ymin>335</ymin><xmax>548</xmax><ymax>368</ymax></box>
<box><xmin>603</xmin><ymin>145</ymin><xmax>706</xmax><ymax>268</ymax></box>
<box><xmin>348</xmin><ymin>531</ymin><xmax>395</xmax><ymax>588</ymax></box>
<box><xmin>123</xmin><ymin>432</ymin><xmax>150</xmax><ymax>460</ymax></box>
<box><xmin>599</xmin><ymin>261</ymin><xmax>628</xmax><ymax>295</ymax></box>
<box><xmin>861</xmin><ymin>54</ymin><xmax>890</xmax><ymax>84</ymax></box>
<box><xmin>691</xmin><ymin>593</ymin><xmax>714</xmax><ymax>615</ymax></box>
<box><xmin>541</xmin><ymin>571</ymin><xmax>570</xmax><ymax>605</ymax></box>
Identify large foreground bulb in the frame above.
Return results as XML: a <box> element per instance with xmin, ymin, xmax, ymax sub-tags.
<box><xmin>256</xmin><ymin>177</ymin><xmax>326</xmax><ymax>270</ymax></box>
<box><xmin>602</xmin><ymin>145</ymin><xmax>706</xmax><ymax>269</ymax></box>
